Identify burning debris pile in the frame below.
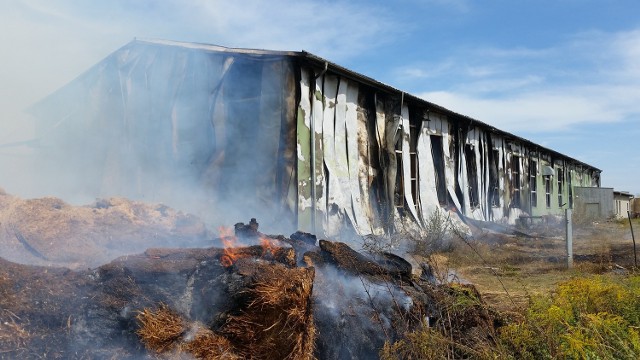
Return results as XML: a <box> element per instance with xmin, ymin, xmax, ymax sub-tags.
<box><xmin>0</xmin><ymin>191</ymin><xmax>500</xmax><ymax>359</ymax></box>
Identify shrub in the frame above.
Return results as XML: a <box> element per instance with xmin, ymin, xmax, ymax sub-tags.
<box><xmin>499</xmin><ymin>274</ymin><xmax>640</xmax><ymax>359</ymax></box>
<box><xmin>411</xmin><ymin>209</ymin><xmax>457</xmax><ymax>256</ymax></box>
<box><xmin>382</xmin><ymin>274</ymin><xmax>640</xmax><ymax>360</ymax></box>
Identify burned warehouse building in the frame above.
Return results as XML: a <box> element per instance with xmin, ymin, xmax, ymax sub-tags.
<box><xmin>30</xmin><ymin>39</ymin><xmax>602</xmax><ymax>237</ymax></box>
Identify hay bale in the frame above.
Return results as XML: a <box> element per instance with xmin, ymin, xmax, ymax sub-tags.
<box><xmin>221</xmin><ymin>262</ymin><xmax>316</xmax><ymax>360</ymax></box>
<box><xmin>320</xmin><ymin>240</ymin><xmax>398</xmax><ymax>278</ymax></box>
<box><xmin>216</xmin><ymin>244</ymin><xmax>296</xmax><ymax>268</ymax></box>
<box><xmin>136</xmin><ymin>304</ymin><xmax>186</xmax><ymax>353</ymax></box>
<box><xmin>0</xmin><ymin>191</ymin><xmax>211</xmax><ymax>268</ymax></box>
<box><xmin>181</xmin><ymin>324</ymin><xmax>240</xmax><ymax>360</ymax></box>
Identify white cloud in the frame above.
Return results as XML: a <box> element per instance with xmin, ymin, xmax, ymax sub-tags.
<box><xmin>408</xmin><ymin>28</ymin><xmax>640</xmax><ymax>133</ymax></box>
<box><xmin>419</xmin><ymin>86</ymin><xmax>636</xmax><ymax>133</ymax></box>
<box><xmin>413</xmin><ymin>0</ymin><xmax>470</xmax><ymax>12</ymax></box>
<box><xmin>184</xmin><ymin>0</ymin><xmax>399</xmax><ymax>60</ymax></box>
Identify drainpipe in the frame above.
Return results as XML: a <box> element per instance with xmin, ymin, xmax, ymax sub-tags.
<box><xmin>309</xmin><ymin>62</ymin><xmax>328</xmax><ymax>235</ymax></box>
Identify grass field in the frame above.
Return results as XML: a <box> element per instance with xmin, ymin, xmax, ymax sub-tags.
<box><xmin>382</xmin><ymin>217</ymin><xmax>640</xmax><ymax>359</ymax></box>
<box><xmin>443</xmin><ymin>217</ymin><xmax>639</xmax><ymax>312</ymax></box>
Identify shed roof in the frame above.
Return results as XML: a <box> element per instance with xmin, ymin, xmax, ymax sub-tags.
<box><xmin>613</xmin><ymin>191</ymin><xmax>633</xmax><ymax>198</ymax></box>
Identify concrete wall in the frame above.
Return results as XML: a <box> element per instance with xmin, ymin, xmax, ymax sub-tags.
<box><xmin>574</xmin><ymin>187</ymin><xmax>614</xmax><ymax>219</ymax></box>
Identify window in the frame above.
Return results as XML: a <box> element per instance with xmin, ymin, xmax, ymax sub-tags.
<box><xmin>489</xmin><ymin>149</ymin><xmax>500</xmax><ymax>207</ymax></box>
<box><xmin>568</xmin><ymin>170</ymin><xmax>573</xmax><ymax>208</ymax></box>
<box><xmin>557</xmin><ymin>168</ymin><xmax>564</xmax><ymax>207</ymax></box>
<box><xmin>545</xmin><ymin>176</ymin><xmax>552</xmax><ymax>208</ymax></box>
<box><xmin>529</xmin><ymin>160</ymin><xmax>538</xmax><ymax>208</ymax></box>
<box><xmin>511</xmin><ymin>155</ymin><xmax>521</xmax><ymax>207</ymax></box>
<box><xmin>465</xmin><ymin>144</ymin><xmax>479</xmax><ymax>208</ymax></box>
<box><xmin>394</xmin><ymin>119</ymin><xmax>419</xmax><ymax>214</ymax></box>
<box><xmin>394</xmin><ymin>134</ymin><xmax>404</xmax><ymax>211</ymax></box>
<box><xmin>430</xmin><ymin>135</ymin><xmax>447</xmax><ymax>205</ymax></box>
<box><xmin>409</xmin><ymin>123</ymin><xmax>419</xmax><ymax>209</ymax></box>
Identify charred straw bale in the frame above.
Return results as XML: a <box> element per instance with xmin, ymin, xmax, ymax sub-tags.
<box><xmin>216</xmin><ymin>245</ymin><xmax>296</xmax><ymax>268</ymax></box>
<box><xmin>136</xmin><ymin>303</ymin><xmax>186</xmax><ymax>353</ymax></box>
<box><xmin>221</xmin><ymin>262</ymin><xmax>316</xmax><ymax>360</ymax></box>
<box><xmin>318</xmin><ymin>240</ymin><xmax>412</xmax><ymax>279</ymax></box>
<box><xmin>181</xmin><ymin>324</ymin><xmax>240</xmax><ymax>360</ymax></box>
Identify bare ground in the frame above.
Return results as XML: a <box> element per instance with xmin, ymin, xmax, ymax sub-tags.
<box><xmin>440</xmin><ymin>218</ymin><xmax>639</xmax><ymax>312</ymax></box>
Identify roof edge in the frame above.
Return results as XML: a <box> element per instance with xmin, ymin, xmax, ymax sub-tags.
<box><xmin>134</xmin><ymin>38</ymin><xmax>302</xmax><ymax>57</ymax></box>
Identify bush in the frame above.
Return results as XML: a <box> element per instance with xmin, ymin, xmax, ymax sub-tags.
<box><xmin>499</xmin><ymin>274</ymin><xmax>640</xmax><ymax>359</ymax></box>
<box><xmin>381</xmin><ymin>274</ymin><xmax>640</xmax><ymax>360</ymax></box>
<box><xmin>411</xmin><ymin>209</ymin><xmax>457</xmax><ymax>255</ymax></box>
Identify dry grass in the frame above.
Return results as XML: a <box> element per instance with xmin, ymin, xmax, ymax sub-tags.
<box><xmin>437</xmin><ymin>219</ymin><xmax>640</xmax><ymax>313</ymax></box>
<box><xmin>181</xmin><ymin>324</ymin><xmax>240</xmax><ymax>360</ymax></box>
<box><xmin>137</xmin><ymin>306</ymin><xmax>242</xmax><ymax>359</ymax></box>
<box><xmin>221</xmin><ymin>264</ymin><xmax>316</xmax><ymax>360</ymax></box>
<box><xmin>0</xmin><ymin>310</ymin><xmax>31</xmax><ymax>353</ymax></box>
<box><xmin>136</xmin><ymin>303</ymin><xmax>186</xmax><ymax>353</ymax></box>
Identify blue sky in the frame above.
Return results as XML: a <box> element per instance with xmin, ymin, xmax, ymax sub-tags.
<box><xmin>1</xmin><ymin>0</ymin><xmax>639</xmax><ymax>194</ymax></box>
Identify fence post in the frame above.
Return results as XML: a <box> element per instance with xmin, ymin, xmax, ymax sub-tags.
<box><xmin>566</xmin><ymin>209</ymin><xmax>573</xmax><ymax>269</ymax></box>
<box><xmin>628</xmin><ymin>210</ymin><xmax>637</xmax><ymax>268</ymax></box>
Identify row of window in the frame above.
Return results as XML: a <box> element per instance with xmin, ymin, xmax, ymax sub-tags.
<box><xmin>394</xmin><ymin>132</ymin><xmax>572</xmax><ymax>212</ymax></box>
<box><xmin>520</xmin><ymin>159</ymin><xmax>570</xmax><ymax>209</ymax></box>
<box><xmin>465</xmin><ymin>149</ymin><xmax>572</xmax><ymax>210</ymax></box>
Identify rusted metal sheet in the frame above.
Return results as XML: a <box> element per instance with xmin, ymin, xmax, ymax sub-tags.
<box><xmin>334</xmin><ymin>78</ymin><xmax>357</xmax><ymax>230</ymax></box>
<box><xmin>322</xmin><ymin>75</ymin><xmax>342</xmax><ymax>236</ymax></box>
<box><xmin>468</xmin><ymin>129</ymin><xmax>484</xmax><ymax>220</ymax></box>
<box><xmin>417</xmin><ymin>121</ymin><xmax>440</xmax><ymax>221</ymax></box>
<box><xmin>202</xmin><ymin>56</ymin><xmax>234</xmax><ymax>192</ymax></box>
<box><xmin>376</xmin><ymin>97</ymin><xmax>399</xmax><ymax>232</ymax></box>
<box><xmin>277</xmin><ymin>60</ymin><xmax>298</xmax><ymax>215</ymax></box>
<box><xmin>490</xmin><ymin>136</ymin><xmax>504</xmax><ymax>220</ymax></box>
<box><xmin>346</xmin><ymin>81</ymin><xmax>372</xmax><ymax>234</ymax></box>
<box><xmin>257</xmin><ymin>60</ymin><xmax>287</xmax><ymax>207</ymax></box>
<box><xmin>297</xmin><ymin>68</ymin><xmax>313</xmax><ymax>232</ymax></box>
<box><xmin>356</xmin><ymin>94</ymin><xmax>378</xmax><ymax>234</ymax></box>
<box><xmin>312</xmin><ymin>74</ymin><xmax>326</xmax><ymax>232</ymax></box>
<box><xmin>458</xmin><ymin>132</ymin><xmax>470</xmax><ymax>217</ymax></box>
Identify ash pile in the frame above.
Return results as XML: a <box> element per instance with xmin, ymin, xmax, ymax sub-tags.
<box><xmin>0</xmin><ymin>195</ymin><xmax>499</xmax><ymax>359</ymax></box>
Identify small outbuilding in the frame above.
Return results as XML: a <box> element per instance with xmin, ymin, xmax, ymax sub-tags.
<box><xmin>613</xmin><ymin>191</ymin><xmax>634</xmax><ymax>219</ymax></box>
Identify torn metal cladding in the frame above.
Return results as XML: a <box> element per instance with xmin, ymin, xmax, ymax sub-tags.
<box><xmin>295</xmin><ymin>66</ymin><xmax>600</xmax><ymax>236</ymax></box>
<box><xmin>297</xmin><ymin>68</ymin><xmax>313</xmax><ymax>229</ymax></box>
<box><xmin>31</xmin><ymin>39</ymin><xmax>602</xmax><ymax>238</ymax></box>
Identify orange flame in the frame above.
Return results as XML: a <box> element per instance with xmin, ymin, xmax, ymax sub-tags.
<box><xmin>218</xmin><ymin>226</ymin><xmax>285</xmax><ymax>267</ymax></box>
<box><xmin>219</xmin><ymin>226</ymin><xmax>240</xmax><ymax>267</ymax></box>
<box><xmin>259</xmin><ymin>236</ymin><xmax>281</xmax><ymax>257</ymax></box>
